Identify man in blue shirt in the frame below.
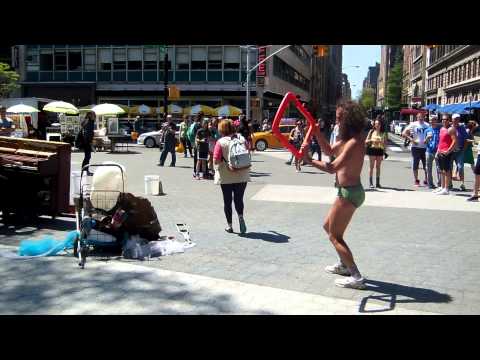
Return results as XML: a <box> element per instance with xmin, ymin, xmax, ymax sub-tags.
<box><xmin>0</xmin><ymin>106</ymin><xmax>15</xmax><ymax>137</ymax></box>
<box><xmin>451</xmin><ymin>114</ymin><xmax>468</xmax><ymax>191</ymax></box>
<box><xmin>425</xmin><ymin>115</ymin><xmax>441</xmax><ymax>189</ymax></box>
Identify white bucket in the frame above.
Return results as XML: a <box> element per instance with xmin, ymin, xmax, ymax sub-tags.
<box><xmin>70</xmin><ymin>170</ymin><xmax>82</xmax><ymax>206</ymax></box>
<box><xmin>144</xmin><ymin>175</ymin><xmax>161</xmax><ymax>196</ymax></box>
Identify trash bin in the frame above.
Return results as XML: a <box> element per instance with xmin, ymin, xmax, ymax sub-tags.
<box><xmin>144</xmin><ymin>175</ymin><xmax>163</xmax><ymax>196</ymax></box>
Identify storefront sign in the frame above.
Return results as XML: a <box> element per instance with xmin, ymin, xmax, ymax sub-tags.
<box><xmin>257</xmin><ymin>46</ymin><xmax>267</xmax><ymax>78</ymax></box>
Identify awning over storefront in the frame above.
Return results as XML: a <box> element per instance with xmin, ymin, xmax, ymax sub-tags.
<box><xmin>423</xmin><ymin>104</ymin><xmax>438</xmax><ymax>111</ymax></box>
<box><xmin>437</xmin><ymin>103</ymin><xmax>469</xmax><ymax>114</ymax></box>
<box><xmin>400</xmin><ymin>108</ymin><xmax>427</xmax><ymax>115</ymax></box>
<box><xmin>464</xmin><ymin>101</ymin><xmax>480</xmax><ymax>110</ymax></box>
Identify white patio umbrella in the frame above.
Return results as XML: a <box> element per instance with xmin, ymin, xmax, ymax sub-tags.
<box><xmin>89</xmin><ymin>103</ymin><xmax>126</xmax><ymax>116</ymax></box>
<box><xmin>43</xmin><ymin>101</ymin><xmax>79</xmax><ymax>115</ymax></box>
<box><xmin>6</xmin><ymin>104</ymin><xmax>40</xmax><ymax>113</ymax></box>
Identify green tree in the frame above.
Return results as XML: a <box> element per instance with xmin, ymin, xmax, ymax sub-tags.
<box><xmin>386</xmin><ymin>53</ymin><xmax>403</xmax><ymax>109</ymax></box>
<box><xmin>0</xmin><ymin>62</ymin><xmax>20</xmax><ymax>98</ymax></box>
<box><xmin>359</xmin><ymin>87</ymin><xmax>375</xmax><ymax>109</ymax></box>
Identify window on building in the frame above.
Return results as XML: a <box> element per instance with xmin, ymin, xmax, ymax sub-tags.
<box><xmin>98</xmin><ymin>48</ymin><xmax>112</xmax><ymax>71</ymax></box>
<box><xmin>54</xmin><ymin>51</ymin><xmax>67</xmax><ymax>71</ymax></box>
<box><xmin>68</xmin><ymin>50</ymin><xmax>82</xmax><ymax>71</ymax></box>
<box><xmin>144</xmin><ymin>47</ymin><xmax>157</xmax><ymax>70</ymax></box>
<box><xmin>473</xmin><ymin>59</ymin><xmax>478</xmax><ymax>78</ymax></box>
<box><xmin>113</xmin><ymin>48</ymin><xmax>126</xmax><ymax>70</ymax></box>
<box><xmin>40</xmin><ymin>50</ymin><xmax>53</xmax><ymax>71</ymax></box>
<box><xmin>176</xmin><ymin>47</ymin><xmax>189</xmax><ymax>70</ymax></box>
<box><xmin>84</xmin><ymin>48</ymin><xmax>96</xmax><ymax>71</ymax></box>
<box><xmin>158</xmin><ymin>47</ymin><xmax>173</xmax><ymax>71</ymax></box>
<box><xmin>273</xmin><ymin>55</ymin><xmax>310</xmax><ymax>91</ymax></box>
<box><xmin>127</xmin><ymin>48</ymin><xmax>142</xmax><ymax>70</ymax></box>
<box><xmin>191</xmin><ymin>46</ymin><xmax>207</xmax><ymax>70</ymax></box>
<box><xmin>26</xmin><ymin>48</ymin><xmax>39</xmax><ymax>71</ymax></box>
<box><xmin>224</xmin><ymin>46</ymin><xmax>240</xmax><ymax>69</ymax></box>
<box><xmin>208</xmin><ymin>46</ymin><xmax>222</xmax><ymax>69</ymax></box>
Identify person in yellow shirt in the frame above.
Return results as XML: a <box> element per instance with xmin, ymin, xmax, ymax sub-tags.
<box><xmin>365</xmin><ymin>117</ymin><xmax>388</xmax><ymax>188</ymax></box>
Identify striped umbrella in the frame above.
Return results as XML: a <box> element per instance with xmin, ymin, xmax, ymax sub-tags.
<box><xmin>214</xmin><ymin>105</ymin><xmax>243</xmax><ymax>117</ymax></box>
<box><xmin>183</xmin><ymin>105</ymin><xmax>216</xmax><ymax>116</ymax></box>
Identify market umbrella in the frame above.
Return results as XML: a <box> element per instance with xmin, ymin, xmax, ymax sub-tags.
<box><xmin>43</xmin><ymin>101</ymin><xmax>79</xmax><ymax>115</ymax></box>
<box><xmin>214</xmin><ymin>105</ymin><xmax>243</xmax><ymax>117</ymax></box>
<box><xmin>129</xmin><ymin>104</ymin><xmax>153</xmax><ymax>116</ymax></box>
<box><xmin>158</xmin><ymin>104</ymin><xmax>183</xmax><ymax>114</ymax></box>
<box><xmin>183</xmin><ymin>105</ymin><xmax>216</xmax><ymax>116</ymax></box>
<box><xmin>6</xmin><ymin>104</ymin><xmax>40</xmax><ymax>113</ymax></box>
<box><xmin>89</xmin><ymin>103</ymin><xmax>126</xmax><ymax>116</ymax></box>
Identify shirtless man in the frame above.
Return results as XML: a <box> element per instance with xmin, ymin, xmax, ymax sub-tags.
<box><xmin>301</xmin><ymin>101</ymin><xmax>367</xmax><ymax>289</ymax></box>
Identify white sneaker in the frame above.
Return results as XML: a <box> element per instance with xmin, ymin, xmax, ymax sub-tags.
<box><xmin>335</xmin><ymin>276</ymin><xmax>367</xmax><ymax>290</ymax></box>
<box><xmin>325</xmin><ymin>263</ymin><xmax>351</xmax><ymax>276</ymax></box>
<box><xmin>432</xmin><ymin>187</ymin><xmax>443</xmax><ymax>193</ymax></box>
<box><xmin>437</xmin><ymin>189</ymin><xmax>450</xmax><ymax>195</ymax></box>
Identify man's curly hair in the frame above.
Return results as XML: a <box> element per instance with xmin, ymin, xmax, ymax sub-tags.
<box><xmin>337</xmin><ymin>101</ymin><xmax>367</xmax><ymax>142</ymax></box>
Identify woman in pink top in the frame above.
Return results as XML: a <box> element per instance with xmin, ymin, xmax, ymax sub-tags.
<box><xmin>434</xmin><ymin>115</ymin><xmax>457</xmax><ymax>195</ymax></box>
<box><xmin>213</xmin><ymin>120</ymin><xmax>251</xmax><ymax>234</ymax></box>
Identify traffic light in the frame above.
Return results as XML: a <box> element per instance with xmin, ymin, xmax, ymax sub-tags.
<box><xmin>168</xmin><ymin>85</ymin><xmax>180</xmax><ymax>100</ymax></box>
<box><xmin>313</xmin><ymin>45</ymin><xmax>329</xmax><ymax>57</ymax></box>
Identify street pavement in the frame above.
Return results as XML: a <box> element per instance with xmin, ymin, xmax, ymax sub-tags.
<box><xmin>0</xmin><ymin>136</ymin><xmax>478</xmax><ymax>315</ymax></box>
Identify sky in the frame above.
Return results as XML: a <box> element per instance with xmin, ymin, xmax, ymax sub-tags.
<box><xmin>342</xmin><ymin>45</ymin><xmax>381</xmax><ymax>99</ymax></box>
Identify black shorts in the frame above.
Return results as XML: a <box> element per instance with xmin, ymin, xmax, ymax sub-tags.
<box><xmin>474</xmin><ymin>155</ymin><xmax>480</xmax><ymax>175</ymax></box>
<box><xmin>366</xmin><ymin>147</ymin><xmax>384</xmax><ymax>157</ymax></box>
<box><xmin>198</xmin><ymin>142</ymin><xmax>209</xmax><ymax>160</ymax></box>
<box><xmin>411</xmin><ymin>147</ymin><xmax>426</xmax><ymax>170</ymax></box>
<box><xmin>438</xmin><ymin>152</ymin><xmax>453</xmax><ymax>172</ymax></box>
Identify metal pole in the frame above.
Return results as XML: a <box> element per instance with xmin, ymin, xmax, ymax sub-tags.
<box><xmin>164</xmin><ymin>51</ymin><xmax>169</xmax><ymax>119</ymax></box>
<box><xmin>246</xmin><ymin>46</ymin><xmax>250</xmax><ymax>120</ymax></box>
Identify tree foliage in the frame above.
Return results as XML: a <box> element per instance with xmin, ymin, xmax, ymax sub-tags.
<box><xmin>0</xmin><ymin>63</ymin><xmax>20</xmax><ymax>98</ymax></box>
<box><xmin>360</xmin><ymin>87</ymin><xmax>375</xmax><ymax>109</ymax></box>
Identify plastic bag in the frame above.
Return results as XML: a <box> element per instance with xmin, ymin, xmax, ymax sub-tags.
<box><xmin>18</xmin><ymin>230</ymin><xmax>78</xmax><ymax>257</ymax></box>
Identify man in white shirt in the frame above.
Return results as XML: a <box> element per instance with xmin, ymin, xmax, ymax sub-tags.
<box><xmin>403</xmin><ymin>112</ymin><xmax>429</xmax><ymax>186</ymax></box>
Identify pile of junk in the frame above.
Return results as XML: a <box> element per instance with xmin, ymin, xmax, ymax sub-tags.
<box><xmin>73</xmin><ymin>163</ymin><xmax>195</xmax><ymax>268</ymax></box>
<box><xmin>4</xmin><ymin>162</ymin><xmax>195</xmax><ymax>268</ymax></box>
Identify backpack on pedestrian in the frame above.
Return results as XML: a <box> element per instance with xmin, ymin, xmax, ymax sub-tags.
<box><xmin>227</xmin><ymin>135</ymin><xmax>251</xmax><ymax>170</ymax></box>
<box><xmin>187</xmin><ymin>123</ymin><xmax>198</xmax><ymax>145</ymax></box>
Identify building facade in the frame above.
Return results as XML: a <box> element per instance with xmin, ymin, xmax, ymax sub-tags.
<box><xmin>12</xmin><ymin>44</ymin><xmax>322</xmax><ymax>122</ymax></box>
<box><xmin>377</xmin><ymin>45</ymin><xmax>402</xmax><ymax>107</ymax></box>
<box><xmin>362</xmin><ymin>62</ymin><xmax>379</xmax><ymax>103</ymax></box>
<box><xmin>425</xmin><ymin>45</ymin><xmax>480</xmax><ymax>109</ymax></box>
<box><xmin>341</xmin><ymin>73</ymin><xmax>351</xmax><ymax>101</ymax></box>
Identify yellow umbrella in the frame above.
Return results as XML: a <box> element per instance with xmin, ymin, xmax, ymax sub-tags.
<box><xmin>129</xmin><ymin>104</ymin><xmax>153</xmax><ymax>116</ymax></box>
<box><xmin>158</xmin><ymin>104</ymin><xmax>183</xmax><ymax>114</ymax></box>
<box><xmin>214</xmin><ymin>105</ymin><xmax>243</xmax><ymax>117</ymax></box>
<box><xmin>183</xmin><ymin>105</ymin><xmax>216</xmax><ymax>116</ymax></box>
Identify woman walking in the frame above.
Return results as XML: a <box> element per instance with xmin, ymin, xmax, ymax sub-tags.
<box><xmin>195</xmin><ymin>119</ymin><xmax>210</xmax><ymax>179</ymax></box>
<box><xmin>81</xmin><ymin>111</ymin><xmax>95</xmax><ymax>176</ymax></box>
<box><xmin>288</xmin><ymin>121</ymin><xmax>305</xmax><ymax>172</ymax></box>
<box><xmin>213</xmin><ymin>119</ymin><xmax>251</xmax><ymax>234</ymax></box>
<box><xmin>365</xmin><ymin>118</ymin><xmax>388</xmax><ymax>188</ymax></box>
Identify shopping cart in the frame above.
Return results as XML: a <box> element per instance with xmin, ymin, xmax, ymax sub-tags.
<box><xmin>74</xmin><ymin>163</ymin><xmax>126</xmax><ymax>269</ymax></box>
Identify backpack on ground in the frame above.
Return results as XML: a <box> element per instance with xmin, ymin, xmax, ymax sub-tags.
<box><xmin>116</xmin><ymin>193</ymin><xmax>162</xmax><ymax>241</ymax></box>
<box><xmin>228</xmin><ymin>135</ymin><xmax>251</xmax><ymax>170</ymax></box>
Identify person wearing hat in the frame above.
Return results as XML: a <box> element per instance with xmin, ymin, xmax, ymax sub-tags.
<box><xmin>451</xmin><ymin>113</ymin><xmax>469</xmax><ymax>191</ymax></box>
<box><xmin>0</xmin><ymin>106</ymin><xmax>15</xmax><ymax>137</ymax></box>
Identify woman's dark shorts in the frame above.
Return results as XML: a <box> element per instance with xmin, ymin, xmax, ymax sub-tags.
<box><xmin>474</xmin><ymin>155</ymin><xmax>480</xmax><ymax>175</ymax></box>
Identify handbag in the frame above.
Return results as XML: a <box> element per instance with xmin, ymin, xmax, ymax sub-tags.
<box><xmin>74</xmin><ymin>130</ymin><xmax>85</xmax><ymax>149</ymax></box>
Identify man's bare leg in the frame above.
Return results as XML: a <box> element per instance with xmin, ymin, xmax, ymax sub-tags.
<box><xmin>327</xmin><ymin>197</ymin><xmax>357</xmax><ymax>269</ymax></box>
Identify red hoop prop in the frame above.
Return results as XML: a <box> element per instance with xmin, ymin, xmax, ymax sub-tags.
<box><xmin>271</xmin><ymin>92</ymin><xmax>317</xmax><ymax>159</ymax></box>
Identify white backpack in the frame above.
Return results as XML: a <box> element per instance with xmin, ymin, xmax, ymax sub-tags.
<box><xmin>227</xmin><ymin>135</ymin><xmax>251</xmax><ymax>169</ymax></box>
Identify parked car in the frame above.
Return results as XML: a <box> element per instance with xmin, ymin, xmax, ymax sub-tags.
<box><xmin>251</xmin><ymin>125</ymin><xmax>296</xmax><ymax>151</ymax></box>
<box><xmin>395</xmin><ymin>122</ymin><xmax>408</xmax><ymax>136</ymax></box>
<box><xmin>137</xmin><ymin>124</ymin><xmax>180</xmax><ymax>148</ymax></box>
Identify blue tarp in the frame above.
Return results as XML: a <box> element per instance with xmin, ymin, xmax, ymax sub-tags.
<box><xmin>464</xmin><ymin>101</ymin><xmax>480</xmax><ymax>110</ymax></box>
<box><xmin>424</xmin><ymin>104</ymin><xmax>438</xmax><ymax>111</ymax></box>
<box><xmin>437</xmin><ymin>103</ymin><xmax>469</xmax><ymax>114</ymax></box>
